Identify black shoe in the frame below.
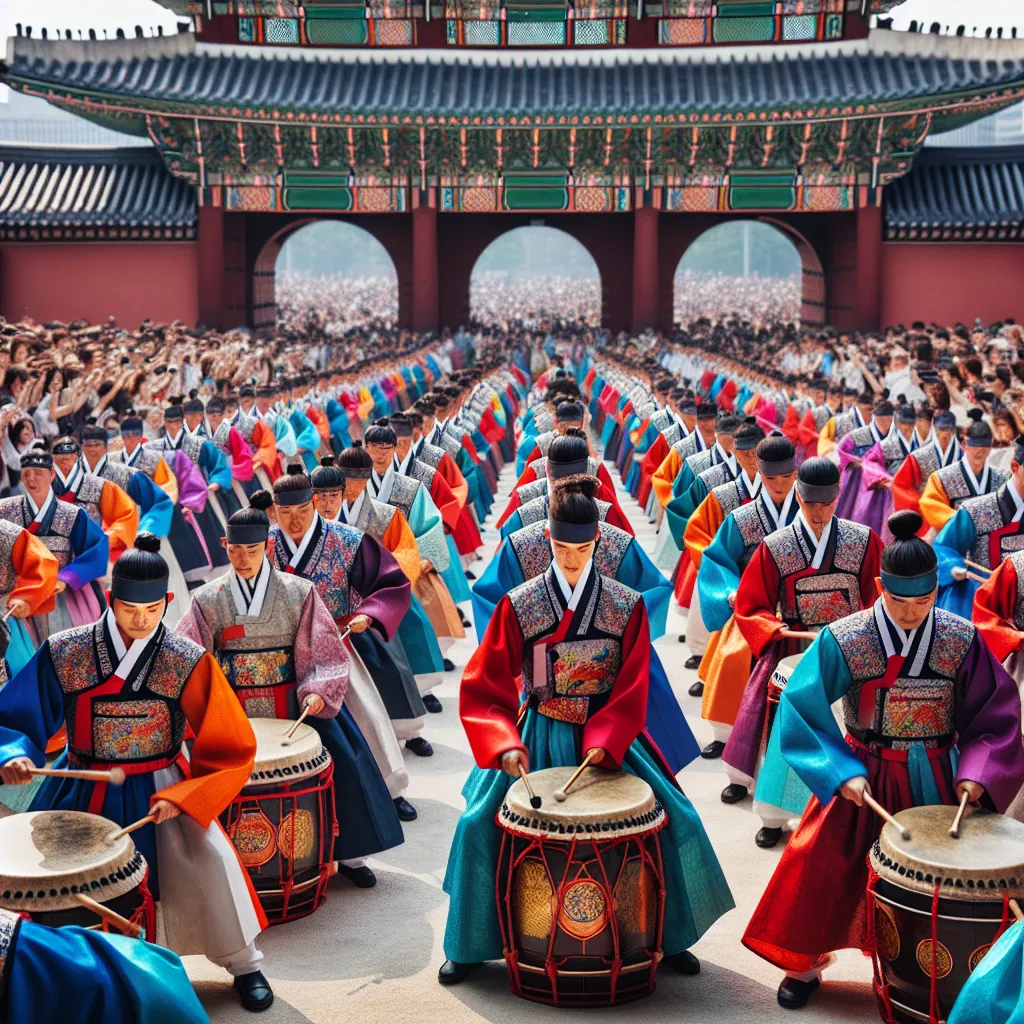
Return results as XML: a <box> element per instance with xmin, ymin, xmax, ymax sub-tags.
<box><xmin>423</xmin><ymin>693</ymin><xmax>444</xmax><ymax>712</ymax></box>
<box><xmin>756</xmin><ymin>827</ymin><xmax>784</xmax><ymax>849</ymax></box>
<box><xmin>662</xmin><ymin>950</ymin><xmax>700</xmax><ymax>975</ymax></box>
<box><xmin>438</xmin><ymin>960</ymin><xmax>484</xmax><ymax>986</ymax></box>
<box><xmin>721</xmin><ymin>783</ymin><xmax>748</xmax><ymax>804</ymax></box>
<box><xmin>677</xmin><ymin>634</ymin><xmax>686</xmax><ymax>643</ymax></box>
<box><xmin>337</xmin><ymin>863</ymin><xmax>377</xmax><ymax>888</ymax></box>
<box><xmin>406</xmin><ymin>736</ymin><xmax>434</xmax><ymax>757</ymax></box>
<box><xmin>234</xmin><ymin>971</ymin><xmax>274</xmax><ymax>1013</ymax></box>
<box><xmin>459</xmin><ymin>611</ymin><xmax>471</xmax><ymax>628</ymax></box>
<box><xmin>393</xmin><ymin>796</ymin><xmax>418</xmax><ymax>821</ymax></box>
<box><xmin>688</xmin><ymin>680</ymin><xmax>705</xmax><ymax>698</ymax></box>
<box><xmin>684</xmin><ymin>655</ymin><xmax>702</xmax><ymax>670</ymax></box>
<box><xmin>465</xmin><ymin>570</ymin><xmax>477</xmax><ymax>581</ymax></box>
<box><xmin>777</xmin><ymin>976</ymin><xmax>820</xmax><ymax>1009</ymax></box>
<box><xmin>442</xmin><ymin>658</ymin><xmax>456</xmax><ymax>672</ymax></box>
<box><xmin>700</xmin><ymin>740</ymin><xmax>725</xmax><ymax>759</ymax></box>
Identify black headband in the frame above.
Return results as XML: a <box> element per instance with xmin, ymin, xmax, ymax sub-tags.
<box><xmin>548</xmin><ymin>457</ymin><xmax>590</xmax><ymax>480</ymax></box>
<box><xmin>549</xmin><ymin>518</ymin><xmax>599</xmax><ymax>543</ymax></box>
<box><xmin>226</xmin><ymin>523</ymin><xmax>269</xmax><ymax>544</ymax></box>
<box><xmin>797</xmin><ymin>481</ymin><xmax>840</xmax><ymax>504</ymax></box>
<box><xmin>273</xmin><ymin>487</ymin><xmax>314</xmax><ymax>506</ymax></box>
<box><xmin>110</xmin><ymin>577</ymin><xmax>168</xmax><ymax>603</ymax></box>
<box><xmin>339</xmin><ymin>466</ymin><xmax>372</xmax><ymax>480</ymax></box>
<box><xmin>758</xmin><ymin>457</ymin><xmax>796</xmax><ymax>477</ymax></box>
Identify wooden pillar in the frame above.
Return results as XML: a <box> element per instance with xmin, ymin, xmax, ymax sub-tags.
<box><xmin>853</xmin><ymin>204</ymin><xmax>883</xmax><ymax>332</ymax></box>
<box><xmin>198</xmin><ymin>203</ymin><xmax>225</xmax><ymax>329</ymax></box>
<box><xmin>412</xmin><ymin>200</ymin><xmax>439</xmax><ymax>334</ymax></box>
<box><xmin>631</xmin><ymin>204</ymin><xmax>659</xmax><ymax>334</ymax></box>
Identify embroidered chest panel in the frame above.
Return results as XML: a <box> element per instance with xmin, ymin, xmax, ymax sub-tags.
<box><xmin>835</xmin><ymin>413</ymin><xmax>858</xmax><ymax>441</ymax></box>
<box><xmin>913</xmin><ymin>445</ymin><xmax>940</xmax><ymax>482</ymax></box>
<box><xmin>359</xmin><ymin>499</ymin><xmax>397</xmax><ymax>544</ymax></box>
<box><xmin>180</xmin><ymin>434</ymin><xmax>206</xmax><ymax>466</ymax></box>
<box><xmin>712</xmin><ymin>480</ymin><xmax>744</xmax><ymax>516</ymax></box>
<box><xmin>0</xmin><ymin>521</ymin><xmax>19</xmax><ymax>595</ymax></box>
<box><xmin>117</xmin><ymin>446</ymin><xmax>161</xmax><ymax>478</ymax></box>
<box><xmin>880</xmin><ymin>435</ymin><xmax>910</xmax><ymax>472</ymax></box>
<box><xmin>99</xmin><ymin>461</ymin><xmax>135</xmax><ymax>493</ymax></box>
<box><xmin>75</xmin><ymin>475</ymin><xmax>105</xmax><ymax>524</ymax></box>
<box><xmin>732</xmin><ymin>502</ymin><xmax>772</xmax><ymax>562</ymax></box>
<box><xmin>699</xmin><ymin>462</ymin><xmax>732</xmax><ymax>492</ymax></box>
<box><xmin>416</xmin><ymin>442</ymin><xmax>446</xmax><ymax>469</ymax></box>
<box><xmin>517</xmin><ymin>480</ymin><xmax>548</xmax><ymax>506</ymax></box>
<box><xmin>387</xmin><ymin>475</ymin><xmax>419</xmax><ymax>521</ymax></box>
<box><xmin>508</xmin><ymin>573</ymin><xmax>560</xmax><ymax>642</ymax></box>
<box><xmin>688</xmin><ymin>450</ymin><xmax>715</xmax><ymax>477</ymax></box>
<box><xmin>848</xmin><ymin>425</ymin><xmax>877</xmax><ymax>454</ymax></box>
<box><xmin>410</xmin><ymin>461</ymin><xmax>435</xmax><ymax>490</ymax></box>
<box><xmin>965</xmin><ymin>494</ymin><xmax>1012</xmax><ymax>568</ymax></box>
<box><xmin>283</xmin><ymin>522</ymin><xmax>363</xmax><ymax>619</ymax></box>
<box><xmin>195</xmin><ymin>574</ymin><xmax>307</xmax><ymax>653</ymax></box>
<box><xmin>437</xmin><ymin>432</ymin><xmax>462</xmax><ymax>458</ymax></box>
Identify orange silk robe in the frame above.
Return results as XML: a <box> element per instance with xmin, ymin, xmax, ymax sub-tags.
<box><xmin>97</xmin><ymin>480</ymin><xmax>140</xmax><ymax>562</ymax></box>
<box><xmin>9</xmin><ymin>529</ymin><xmax>59</xmax><ymax>617</ymax></box>
<box><xmin>652</xmin><ymin>448</ymin><xmax>684</xmax><ymax>510</ymax></box>
<box><xmin>918</xmin><ymin>473</ymin><xmax>958</xmax><ymax>533</ymax></box>
<box><xmin>151</xmin><ymin>455</ymin><xmax>179</xmax><ymax>505</ymax></box>
<box><xmin>250</xmin><ymin>420</ymin><xmax>282</xmax><ymax>481</ymax></box>
<box><xmin>972</xmin><ymin>555</ymin><xmax>1024</xmax><ymax>664</ymax></box>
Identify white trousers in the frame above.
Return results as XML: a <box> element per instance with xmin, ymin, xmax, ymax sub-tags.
<box><xmin>686</xmin><ymin>587</ymin><xmax>711</xmax><ymax>661</ymax></box>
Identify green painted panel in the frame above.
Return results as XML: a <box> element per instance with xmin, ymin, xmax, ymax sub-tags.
<box><xmin>728</xmin><ymin>171</ymin><xmax>796</xmax><ymax>211</ymax></box>
<box><xmin>502</xmin><ymin>173</ymin><xmax>569</xmax><ymax>211</ymax></box>
<box><xmin>506</xmin><ymin>7</ymin><xmax>569</xmax><ymax>21</ymax></box>
<box><xmin>283</xmin><ymin>186</ymin><xmax>354</xmax><ymax>210</ymax></box>
<box><xmin>715</xmin><ymin>1</ymin><xmax>774</xmax><ymax>14</ymax></box>
<box><xmin>712</xmin><ymin>14</ymin><xmax>775</xmax><ymax>41</ymax></box>
<box><xmin>306</xmin><ymin>17</ymin><xmax>369</xmax><ymax>42</ymax></box>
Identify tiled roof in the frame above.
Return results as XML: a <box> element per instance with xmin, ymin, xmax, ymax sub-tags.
<box><xmin>884</xmin><ymin>145</ymin><xmax>1024</xmax><ymax>239</ymax></box>
<box><xmin>0</xmin><ymin>145</ymin><xmax>197</xmax><ymax>239</ymax></box>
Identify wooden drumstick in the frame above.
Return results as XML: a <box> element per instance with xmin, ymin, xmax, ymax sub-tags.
<box><xmin>73</xmin><ymin>893</ymin><xmax>142</xmax><ymax>938</ymax></box>
<box><xmin>863</xmin><ymin>793</ymin><xmax>911</xmax><ymax>841</ymax></box>
<box><xmin>554</xmin><ymin>750</ymin><xmax>599</xmax><ymax>803</ymax></box>
<box><xmin>1</xmin><ymin>607</ymin><xmax>14</xmax><ymax>624</ymax></box>
<box><xmin>966</xmin><ymin>571</ymin><xmax>990</xmax><ymax>585</ymax></box>
<box><xmin>518</xmin><ymin>764</ymin><xmax>541</xmax><ymax>810</ymax></box>
<box><xmin>109</xmin><ymin>813</ymin><xmax>157</xmax><ymax>841</ymax></box>
<box><xmin>964</xmin><ymin>558</ymin><xmax>992</xmax><ymax>575</ymax></box>
<box><xmin>283</xmin><ymin>705</ymin><xmax>312</xmax><ymax>743</ymax></box>
<box><xmin>29</xmin><ymin>766</ymin><xmax>126</xmax><ymax>785</ymax></box>
<box><xmin>949</xmin><ymin>791</ymin><xmax>971</xmax><ymax>839</ymax></box>
<box><xmin>338</xmin><ymin>626</ymin><xmax>352</xmax><ymax>643</ymax></box>
<box><xmin>1010</xmin><ymin>899</ymin><xmax>1024</xmax><ymax>923</ymax></box>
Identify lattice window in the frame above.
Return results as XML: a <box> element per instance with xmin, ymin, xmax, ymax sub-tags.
<box><xmin>462</xmin><ymin>18</ymin><xmax>502</xmax><ymax>40</ymax></box>
<box><xmin>506</xmin><ymin>19</ymin><xmax>567</xmax><ymax>43</ymax></box>
<box><xmin>573</xmin><ymin>18</ymin><xmax>608</xmax><ymax>42</ymax></box>
<box><xmin>305</xmin><ymin>17</ymin><xmax>370</xmax><ymax>42</ymax></box>
<box><xmin>782</xmin><ymin>13</ymin><xmax>816</xmax><ymax>37</ymax></box>
<box><xmin>265</xmin><ymin>17</ymin><xmax>301</xmax><ymax>41</ymax></box>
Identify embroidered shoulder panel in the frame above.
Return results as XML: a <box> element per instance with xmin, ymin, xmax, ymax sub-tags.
<box><xmin>594</xmin><ymin>524</ymin><xmax>631</xmax><ymax>578</ymax></box>
<box><xmin>77</xmin><ymin>474</ymin><xmax>106</xmax><ymax>513</ymax></box>
<box><xmin>829</xmin><ymin>609</ymin><xmax>887</xmax><ymax>682</ymax></box>
<box><xmin>672</xmin><ymin>435</ymin><xmax>698</xmax><ymax>459</ymax></box>
<box><xmin>517</xmin><ymin>480</ymin><xmax>548</xmax><ymax>506</ymax></box>
<box><xmin>927</xmin><ymin>609</ymin><xmax>975</xmax><ymax>679</ymax></box>
<box><xmin>0</xmin><ymin>521</ymin><xmax>19</xmax><ymax>595</ymax></box>
<box><xmin>712</xmin><ymin>480</ymin><xmax>744</xmax><ymax>516</ymax></box>
<box><xmin>181</xmin><ymin>434</ymin><xmax>206</xmax><ymax>466</ymax></box>
<box><xmin>699</xmin><ymin>462</ymin><xmax>732</xmax><ymax>490</ymax></box>
<box><xmin>764</xmin><ymin>525</ymin><xmax>809</xmax><ymax>578</ymax></box>
<box><xmin>536</xmin><ymin>431</ymin><xmax>556</xmax><ymax>456</ymax></box>
<box><xmin>650</xmin><ymin>409</ymin><xmax>672</xmax><ymax>432</ymax></box>
<box><xmin>100</xmin><ymin>461</ymin><xmax>135</xmax><ymax>492</ymax></box>
<box><xmin>835</xmin><ymin>412</ymin><xmax>858</xmax><ymax>440</ymax></box>
<box><xmin>732</xmin><ymin>501</ymin><xmax>769</xmax><ymax>552</ymax></box>
<box><xmin>534</xmin><ymin>411</ymin><xmax>555</xmax><ymax>435</ymax></box>
<box><xmin>594</xmin><ymin>577</ymin><xmax>641</xmax><ymax>637</ymax></box>
<box><xmin>833</xmin><ymin>519</ymin><xmax>871</xmax><ymax>574</ymax></box>
<box><xmin>50</xmin><ymin>500</ymin><xmax>79</xmax><ymax>538</ymax></box>
<box><xmin>517</xmin><ymin>496</ymin><xmax>548</xmax><ymax>527</ymax></box>
<box><xmin>0</xmin><ymin>497</ymin><xmax>22</xmax><ymax>526</ymax></box>
<box><xmin>410</xmin><ymin>461</ymin><xmax>435</xmax><ymax>489</ymax></box>
<box><xmin>662</xmin><ymin>423</ymin><xmax>682</xmax><ymax>447</ymax></box>
<box><xmin>937</xmin><ymin>463</ymin><xmax>971</xmax><ymax>502</ymax></box>
<box><xmin>417</xmin><ymin>442</ymin><xmax>446</xmax><ymax>469</ymax></box>
<box><xmin>880</xmin><ymin>435</ymin><xmax>908</xmax><ymax>469</ymax></box>
<box><xmin>509</xmin><ymin>522</ymin><xmax>553</xmax><ymax>581</ymax></box>
<box><xmin>48</xmin><ymin>625</ymin><xmax>98</xmax><ymax>693</ymax></box>
<box><xmin>913</xmin><ymin>445</ymin><xmax>940</xmax><ymax>480</ymax></box>
<box><xmin>992</xmin><ymin>467</ymin><xmax>1010</xmax><ymax>490</ymax></box>
<box><xmin>813</xmin><ymin>405</ymin><xmax>832</xmax><ymax>430</ymax></box>
<box><xmin>849</xmin><ymin>425</ymin><xmax>876</xmax><ymax>450</ymax></box>
<box><xmin>387</xmin><ymin>475</ymin><xmax>419</xmax><ymax>521</ymax></box>
<box><xmin>508</xmin><ymin>574</ymin><xmax>559</xmax><ymax>642</ymax></box>
<box><xmin>437</xmin><ymin>432</ymin><xmax>462</xmax><ymax>457</ymax></box>
<box><xmin>532</xmin><ymin>457</ymin><xmax>549</xmax><ymax>479</ymax></box>
<box><xmin>146</xmin><ymin>633</ymin><xmax>205</xmax><ymax>699</ymax></box>
<box><xmin>964</xmin><ymin>493</ymin><xmax>1003</xmax><ymax>567</ymax></box>
<box><xmin>687</xmin><ymin>450</ymin><xmax>715</xmax><ymax>476</ymax></box>
<box><xmin>595</xmin><ymin>499</ymin><xmax>611</xmax><ymax>522</ymax></box>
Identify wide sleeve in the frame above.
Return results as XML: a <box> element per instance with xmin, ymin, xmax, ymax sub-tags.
<box><xmin>61</xmin><ymin>508</ymin><xmax>110</xmax><ymax>590</ymax></box>
<box><xmin>860</xmin><ymin>442</ymin><xmax>892</xmax><ymax>490</ymax></box>
<box><xmin>953</xmin><ymin>634</ymin><xmax>1024</xmax><ymax>813</ymax></box>
<box><xmin>651</xmin><ymin>449</ymin><xmax>682</xmax><ymax>509</ymax></box>
<box><xmin>99</xmin><ymin>481</ymin><xmax>140</xmax><ymax>562</ymax></box>
<box><xmin>470</xmin><ymin>540</ymin><xmax>523</xmax><ymax>641</ymax></box>
<box><xmin>129</xmin><ymin>470</ymin><xmax>173</xmax><ymax>540</ymax></box>
<box><xmin>973</xmin><ymin>557</ymin><xmax>1024</xmax><ymax>663</ymax></box>
<box><xmin>272</xmin><ymin>416</ymin><xmax>299</xmax><ymax>459</ymax></box>
<box><xmin>253</xmin><ymin>422</ymin><xmax>278</xmax><ymax>473</ymax></box>
<box><xmin>153</xmin><ymin>652</ymin><xmax>257</xmax><ymax>826</ymax></box>
<box><xmin>666</xmin><ymin>478</ymin><xmax>707</xmax><ymax>548</ymax></box>
<box><xmin>582</xmin><ymin>600</ymin><xmax>651</xmax><ymax>769</ymax></box>
<box><xmin>934</xmin><ymin>507</ymin><xmax>975</xmax><ymax>587</ymax></box>
<box><xmin>229</xmin><ymin>428</ymin><xmax>254</xmax><ymax>482</ymax></box>
<box><xmin>409</xmin><ymin>485</ymin><xmax>450</xmax><ymax>572</ymax></box>
<box><xmin>382</xmin><ymin>509</ymin><xmax>422</xmax><ymax>586</ymax></box>
<box><xmin>920</xmin><ymin>473</ymin><xmax>956</xmax><ymax>533</ymax></box>
<box><xmin>817</xmin><ymin>416</ymin><xmax>838</xmax><ymax>458</ymax></box>
<box><xmin>734</xmin><ymin>541</ymin><xmax>785</xmax><ymax>657</ymax></box>
<box><xmin>152</xmin><ymin>456</ymin><xmax>179</xmax><ymax>505</ymax></box>
<box><xmin>859</xmin><ymin>531</ymin><xmax>884</xmax><ymax>607</ymax></box>
<box><xmin>459</xmin><ymin>594</ymin><xmax>526</xmax><ymax>770</ymax></box>
<box><xmin>429</xmin><ymin>468</ymin><xmax>461</xmax><ymax>533</ymax></box>
<box><xmin>697</xmin><ymin>514</ymin><xmax>745</xmax><ymax>634</ymax></box>
<box><xmin>0</xmin><ymin>643</ymin><xmax>66</xmax><ymax>768</ymax></box>
<box><xmin>349</xmin><ymin>532</ymin><xmax>412</xmax><ymax>641</ymax></box>
<box><xmin>836</xmin><ymin>432</ymin><xmax>861</xmax><ymax>474</ymax></box>
<box><xmin>201</xmin><ymin>443</ymin><xmax>233</xmax><ymax>492</ymax></box>
<box><xmin>683</xmin><ymin>491</ymin><xmax>724</xmax><ymax>569</ymax></box>
<box><xmin>778</xmin><ymin>627</ymin><xmax>864</xmax><ymax>804</ymax></box>
<box><xmin>171</xmin><ymin>450</ymin><xmax>208</xmax><ymax>514</ymax></box>
<box><xmin>891</xmin><ymin>456</ymin><xmax>923</xmax><ymax>514</ymax></box>
<box><xmin>174</xmin><ymin>599</ymin><xmax>214</xmax><ymax>652</ymax></box>
<box><xmin>9</xmin><ymin>529</ymin><xmax>58</xmax><ymax>616</ymax></box>
<box><xmin>294</xmin><ymin>588</ymin><xmax>349</xmax><ymax>719</ymax></box>
<box><xmin>618</xmin><ymin>538</ymin><xmax>671</xmax><ymax>641</ymax></box>
<box><xmin>798</xmin><ymin>409</ymin><xmax>821</xmax><ymax>456</ymax></box>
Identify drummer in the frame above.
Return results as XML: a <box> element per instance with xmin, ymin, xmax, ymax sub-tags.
<box><xmin>438</xmin><ymin>484</ymin><xmax>734</xmax><ymax>985</ymax></box>
<box><xmin>743</xmin><ymin>509</ymin><xmax>1024</xmax><ymax>1010</ymax></box>
<box><xmin>176</xmin><ymin>492</ymin><xmax>404</xmax><ymax>887</ymax></box>
<box><xmin>0</xmin><ymin>535</ymin><xmax>273</xmax><ymax>1012</ymax></box>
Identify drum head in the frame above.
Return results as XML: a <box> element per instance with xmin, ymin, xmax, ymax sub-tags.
<box><xmin>0</xmin><ymin>810</ymin><xmax>146</xmax><ymax>912</ymax></box>
<box><xmin>246</xmin><ymin>717</ymin><xmax>330</xmax><ymax>787</ymax></box>
<box><xmin>501</xmin><ymin>767</ymin><xmax>664</xmax><ymax>840</ymax></box>
<box><xmin>872</xmin><ymin>806</ymin><xmax>1024</xmax><ymax>900</ymax></box>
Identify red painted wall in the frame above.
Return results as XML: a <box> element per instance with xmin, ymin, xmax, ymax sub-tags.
<box><xmin>881</xmin><ymin>243</ymin><xmax>1024</xmax><ymax>329</ymax></box>
<box><xmin>0</xmin><ymin>243</ymin><xmax>199</xmax><ymax>328</ymax></box>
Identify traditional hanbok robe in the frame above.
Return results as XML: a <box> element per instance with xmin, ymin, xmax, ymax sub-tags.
<box><xmin>0</xmin><ymin>907</ymin><xmax>209</xmax><ymax>1024</ymax></box>
<box><xmin>892</xmin><ymin>437</ymin><xmax>961</xmax><ymax>525</ymax></box>
<box><xmin>232</xmin><ymin>410</ymin><xmax>280</xmax><ymax>486</ymax></box>
<box><xmin>0</xmin><ymin>519</ymin><xmax>58</xmax><ymax>681</ymax></box>
<box><xmin>442</xmin><ymin>564</ymin><xmax>734</xmax><ymax>965</ymax></box>
<box><xmin>797</xmin><ymin>404</ymin><xmax>837</xmax><ymax>460</ymax></box>
<box><xmin>743</xmin><ymin>603</ymin><xmax>1024</xmax><ymax>973</ymax></box>
<box><xmin>267</xmin><ymin>516</ymin><xmax>412</xmax><ymax>799</ymax></box>
<box><xmin>697</xmin><ymin>489</ymin><xmax>798</xmax><ymax>737</ymax></box>
<box><xmin>340</xmin><ymin>487</ymin><xmax>440</xmax><ymax>714</ymax></box>
<box><xmin>946</xmin><ymin>919</ymin><xmax>1024</xmax><ymax>1024</ymax></box>
<box><xmin>841</xmin><ymin>429</ymin><xmax>916</xmax><ymax>544</ymax></box>
<box><xmin>650</xmin><ymin>431</ymin><xmax>707</xmax><ymax>511</ymax></box>
<box><xmin>0</xmin><ymin>614</ymin><xmax>267</xmax><ymax>967</ymax></box>
<box><xmin>921</xmin><ymin>458</ymin><xmax>1007</xmax><ymax>534</ymax></box>
<box><xmin>210</xmin><ymin>420</ymin><xmax>257</xmax><ymax>504</ymax></box>
<box><xmin>819</xmin><ymin>407</ymin><xmax>865</xmax><ymax>459</ymax></box>
<box><xmin>176</xmin><ymin>563</ymin><xmax>403</xmax><ymax>859</ymax></box>
<box><xmin>288</xmin><ymin>407</ymin><xmax>323</xmax><ymax>474</ymax></box>
<box><xmin>112</xmin><ymin>446</ymin><xmax>211</xmax><ymax>579</ymax></box>
<box><xmin>638</xmin><ymin>418</ymin><xmax>684</xmax><ymax>511</ymax></box>
<box><xmin>53</xmin><ymin>463</ymin><xmax>138</xmax><ymax>563</ymax></box>
<box><xmin>649</xmin><ymin>433</ymin><xmax>713</xmax><ymax>574</ymax></box>
<box><xmin>934</xmin><ymin>479</ymin><xmax>1024</xmax><ymax>619</ymax></box>
<box><xmin>413</xmin><ymin>437</ymin><xmax>482</xmax><ymax>558</ymax></box>
<box><xmin>725</xmin><ymin>516</ymin><xmax>882</xmax><ymax>827</ymax></box>
<box><xmin>664</xmin><ymin>449</ymin><xmax>736</xmax><ymax>555</ymax></box>
<box><xmin>88</xmin><ymin>456</ymin><xmax>191</xmax><ymax>628</ymax></box>
<box><xmin>0</xmin><ymin>493</ymin><xmax>109</xmax><ymax>644</ymax></box>
<box><xmin>835</xmin><ymin>421</ymin><xmax>889</xmax><ymax>528</ymax></box>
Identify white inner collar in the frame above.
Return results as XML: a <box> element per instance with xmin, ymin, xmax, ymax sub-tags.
<box><xmin>342</xmin><ymin>491</ymin><xmax>366</xmax><ymax>525</ymax></box>
<box><xmin>760</xmin><ymin>486</ymin><xmax>795</xmax><ymax>532</ymax></box>
<box><xmin>370</xmin><ymin>464</ymin><xmax>396</xmax><ymax>504</ymax></box>
<box><xmin>103</xmin><ymin>607</ymin><xmax>159</xmax><ymax>683</ymax></box>
<box><xmin>550</xmin><ymin>553</ymin><xmax>593</xmax><ymax>612</ymax></box>
<box><xmin>230</xmin><ymin>557</ymin><xmax>271</xmax><ymax>617</ymax></box>
<box><xmin>281</xmin><ymin>513</ymin><xmax>320</xmax><ymax>568</ymax></box>
<box><xmin>796</xmin><ymin>512</ymin><xmax>833</xmax><ymax>570</ymax></box>
<box><xmin>961</xmin><ymin>455</ymin><xmax>990</xmax><ymax>496</ymax></box>
<box><xmin>26</xmin><ymin>488</ymin><xmax>54</xmax><ymax>522</ymax></box>
<box><xmin>875</xmin><ymin>600</ymin><xmax>933</xmax><ymax>675</ymax></box>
